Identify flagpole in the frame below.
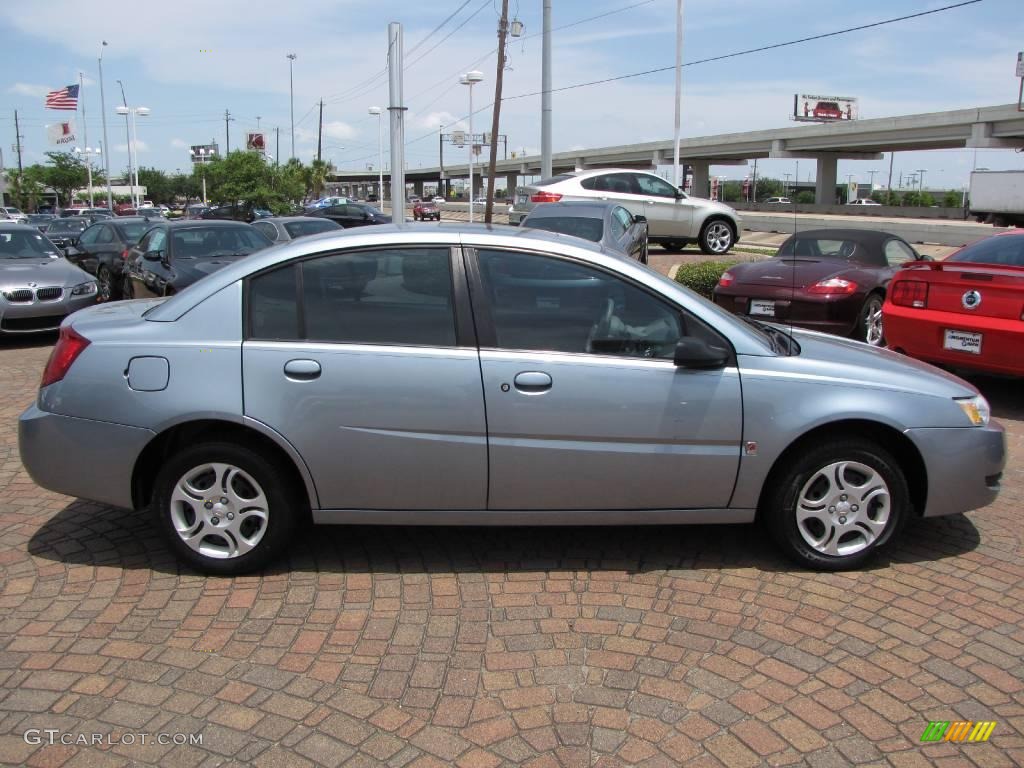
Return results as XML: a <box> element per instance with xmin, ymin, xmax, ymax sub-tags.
<box><xmin>79</xmin><ymin>73</ymin><xmax>94</xmax><ymax>206</ymax></box>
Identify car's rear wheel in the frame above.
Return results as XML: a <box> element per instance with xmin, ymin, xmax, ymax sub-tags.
<box><xmin>699</xmin><ymin>219</ymin><xmax>735</xmax><ymax>255</ymax></box>
<box><xmin>97</xmin><ymin>266</ymin><xmax>115</xmax><ymax>302</ymax></box>
<box><xmin>857</xmin><ymin>294</ymin><xmax>885</xmax><ymax>346</ymax></box>
<box><xmin>763</xmin><ymin>439</ymin><xmax>909</xmax><ymax>570</ymax></box>
<box><xmin>152</xmin><ymin>442</ymin><xmax>300</xmax><ymax>575</ymax></box>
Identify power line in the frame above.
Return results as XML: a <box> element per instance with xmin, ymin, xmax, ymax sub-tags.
<box><xmin>408</xmin><ymin>0</ymin><xmax>477</xmax><ymax>56</ymax></box>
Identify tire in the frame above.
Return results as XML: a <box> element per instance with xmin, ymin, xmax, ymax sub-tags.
<box><xmin>763</xmin><ymin>438</ymin><xmax>909</xmax><ymax>570</ymax></box>
<box><xmin>152</xmin><ymin>442</ymin><xmax>301</xmax><ymax>575</ymax></box>
<box><xmin>698</xmin><ymin>219</ymin><xmax>735</xmax><ymax>255</ymax></box>
<box><xmin>640</xmin><ymin>241</ymin><xmax>649</xmax><ymax>265</ymax></box>
<box><xmin>856</xmin><ymin>294</ymin><xmax>885</xmax><ymax>346</ymax></box>
<box><xmin>121</xmin><ymin>274</ymin><xmax>134</xmax><ymax>300</ymax></box>
<box><xmin>661</xmin><ymin>241</ymin><xmax>685</xmax><ymax>252</ymax></box>
<box><xmin>97</xmin><ymin>265</ymin><xmax>115</xmax><ymax>302</ymax></box>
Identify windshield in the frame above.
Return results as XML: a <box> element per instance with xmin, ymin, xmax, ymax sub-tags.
<box><xmin>283</xmin><ymin>219</ymin><xmax>340</xmax><ymax>238</ymax></box>
<box><xmin>171</xmin><ymin>226</ymin><xmax>272</xmax><ymax>257</ymax></box>
<box><xmin>117</xmin><ymin>222</ymin><xmax>150</xmax><ymax>242</ymax></box>
<box><xmin>0</xmin><ymin>229</ymin><xmax>60</xmax><ymax>259</ymax></box>
<box><xmin>949</xmin><ymin>235</ymin><xmax>1024</xmax><ymax>267</ymax></box>
<box><xmin>525</xmin><ymin>216</ymin><xmax>604</xmax><ymax>243</ymax></box>
<box><xmin>47</xmin><ymin>219</ymin><xmax>88</xmax><ymax>234</ymax></box>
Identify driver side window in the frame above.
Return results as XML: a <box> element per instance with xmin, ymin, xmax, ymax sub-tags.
<box><xmin>477</xmin><ymin>249</ymin><xmax>687</xmax><ymax>359</ymax></box>
<box><xmin>142</xmin><ymin>229</ymin><xmax>167</xmax><ymax>255</ymax></box>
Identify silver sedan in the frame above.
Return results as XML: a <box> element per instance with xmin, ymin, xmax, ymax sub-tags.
<box><xmin>19</xmin><ymin>224</ymin><xmax>1005</xmax><ymax>574</ymax></box>
<box><xmin>0</xmin><ymin>224</ymin><xmax>99</xmax><ymax>334</ymax></box>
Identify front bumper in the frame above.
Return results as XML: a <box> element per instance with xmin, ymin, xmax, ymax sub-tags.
<box><xmin>904</xmin><ymin>423</ymin><xmax>1006</xmax><ymax>517</ymax></box>
<box><xmin>19</xmin><ymin>404</ymin><xmax>154</xmax><ymax>509</ymax></box>
<box><xmin>0</xmin><ymin>292</ymin><xmax>98</xmax><ymax>333</ymax></box>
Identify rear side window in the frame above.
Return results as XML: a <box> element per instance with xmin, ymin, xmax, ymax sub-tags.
<box><xmin>525</xmin><ymin>216</ymin><xmax>603</xmax><ymax>242</ymax></box>
<box><xmin>284</xmin><ymin>219</ymin><xmax>339</xmax><ymax>239</ymax></box>
<box><xmin>253</xmin><ymin>221</ymin><xmax>278</xmax><ymax>241</ymax></box>
<box><xmin>949</xmin><ymin>236</ymin><xmax>1024</xmax><ymax>267</ymax></box>
<box><xmin>247</xmin><ymin>248</ymin><xmax>456</xmax><ymax>347</ymax></box>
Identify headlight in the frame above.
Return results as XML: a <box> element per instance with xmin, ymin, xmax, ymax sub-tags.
<box><xmin>71</xmin><ymin>281</ymin><xmax>98</xmax><ymax>296</ymax></box>
<box><xmin>955</xmin><ymin>395</ymin><xmax>990</xmax><ymax>426</ymax></box>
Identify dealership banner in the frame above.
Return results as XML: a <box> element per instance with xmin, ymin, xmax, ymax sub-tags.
<box><xmin>47</xmin><ymin>119</ymin><xmax>77</xmax><ymax>146</ymax></box>
<box><xmin>190</xmin><ymin>143</ymin><xmax>219</xmax><ymax>162</ymax></box>
<box><xmin>794</xmin><ymin>94</ymin><xmax>858</xmax><ymax>122</ymax></box>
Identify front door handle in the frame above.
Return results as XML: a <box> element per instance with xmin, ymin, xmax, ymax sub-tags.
<box><xmin>513</xmin><ymin>371</ymin><xmax>552</xmax><ymax>392</ymax></box>
<box><xmin>284</xmin><ymin>359</ymin><xmax>322</xmax><ymax>381</ymax></box>
<box><xmin>645</xmin><ymin>200</ymin><xmax>657</xmax><ymax>205</ymax></box>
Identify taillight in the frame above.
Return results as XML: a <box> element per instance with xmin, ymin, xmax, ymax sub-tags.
<box><xmin>120</xmin><ymin>248</ymin><xmax>129</xmax><ymax>260</ymax></box>
<box><xmin>40</xmin><ymin>326</ymin><xmax>90</xmax><ymax>389</ymax></box>
<box><xmin>890</xmin><ymin>280</ymin><xmax>929</xmax><ymax>308</ymax></box>
<box><xmin>807</xmin><ymin>277</ymin><xmax>858</xmax><ymax>295</ymax></box>
<box><xmin>718</xmin><ymin>271</ymin><xmax>735</xmax><ymax>288</ymax></box>
<box><xmin>530</xmin><ymin>191</ymin><xmax>563</xmax><ymax>203</ymax></box>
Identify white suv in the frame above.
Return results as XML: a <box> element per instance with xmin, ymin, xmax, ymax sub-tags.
<box><xmin>510</xmin><ymin>169</ymin><xmax>740</xmax><ymax>254</ymax></box>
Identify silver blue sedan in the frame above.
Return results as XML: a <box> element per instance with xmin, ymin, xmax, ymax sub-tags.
<box><xmin>19</xmin><ymin>224</ymin><xmax>1005</xmax><ymax>574</ymax></box>
<box><xmin>521</xmin><ymin>201</ymin><xmax>649</xmax><ymax>263</ymax></box>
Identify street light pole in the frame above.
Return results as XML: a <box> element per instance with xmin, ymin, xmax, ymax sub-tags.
<box><xmin>116</xmin><ymin>104</ymin><xmax>149</xmax><ymax>207</ymax></box>
<box><xmin>287</xmin><ymin>53</ymin><xmax>297</xmax><ymax>159</ymax></box>
<box><xmin>916</xmin><ymin>169</ymin><xmax>927</xmax><ymax>193</ymax></box>
<box><xmin>369</xmin><ymin>107</ymin><xmax>384</xmax><ymax>201</ymax></box>
<box><xmin>672</xmin><ymin>0</ymin><xmax>685</xmax><ymax>189</ymax></box>
<box><xmin>460</xmin><ymin>71</ymin><xmax>484</xmax><ymax>222</ymax></box>
<box><xmin>116</xmin><ymin>80</ymin><xmax>133</xmax><ymax>206</ymax></box>
<box><xmin>540</xmin><ymin>0</ymin><xmax>552</xmax><ymax>179</ymax></box>
<box><xmin>98</xmin><ymin>41</ymin><xmax>113</xmax><ymax>210</ymax></box>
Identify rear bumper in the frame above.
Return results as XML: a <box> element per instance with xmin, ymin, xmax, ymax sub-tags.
<box><xmin>884</xmin><ymin>305</ymin><xmax>1024</xmax><ymax>376</ymax></box>
<box><xmin>713</xmin><ymin>290</ymin><xmax>860</xmax><ymax>336</ymax></box>
<box><xmin>904</xmin><ymin>423</ymin><xmax>1006</xmax><ymax>517</ymax></box>
<box><xmin>18</xmin><ymin>404</ymin><xmax>153</xmax><ymax>509</ymax></box>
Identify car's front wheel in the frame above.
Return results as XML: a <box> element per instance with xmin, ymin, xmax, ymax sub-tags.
<box><xmin>763</xmin><ymin>438</ymin><xmax>909</xmax><ymax>570</ymax></box>
<box><xmin>152</xmin><ymin>442</ymin><xmax>300</xmax><ymax>574</ymax></box>
<box><xmin>699</xmin><ymin>219</ymin><xmax>735</xmax><ymax>255</ymax></box>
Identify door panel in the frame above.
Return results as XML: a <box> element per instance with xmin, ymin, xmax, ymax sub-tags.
<box><xmin>631</xmin><ymin>173</ymin><xmax>694</xmax><ymax>238</ymax></box>
<box><xmin>242</xmin><ymin>246</ymin><xmax>487</xmax><ymax>510</ymax></box>
<box><xmin>471</xmin><ymin>247</ymin><xmax>742</xmax><ymax>511</ymax></box>
<box><xmin>480</xmin><ymin>351</ymin><xmax>742</xmax><ymax>509</ymax></box>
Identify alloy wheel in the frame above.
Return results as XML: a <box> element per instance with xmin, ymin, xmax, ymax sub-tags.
<box><xmin>168</xmin><ymin>463</ymin><xmax>270</xmax><ymax>559</ymax></box>
<box><xmin>704</xmin><ymin>222</ymin><xmax>733</xmax><ymax>253</ymax></box>
<box><xmin>864</xmin><ymin>300</ymin><xmax>884</xmax><ymax>346</ymax></box>
<box><xmin>795</xmin><ymin>460</ymin><xmax>891</xmax><ymax>557</ymax></box>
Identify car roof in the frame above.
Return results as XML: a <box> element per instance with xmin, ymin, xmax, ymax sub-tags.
<box><xmin>163</xmin><ymin>219</ymin><xmax>257</xmax><ymax>229</ymax></box>
<box><xmin>0</xmin><ymin>223</ymin><xmax>39</xmax><ymax>232</ymax></box>
<box><xmin>523</xmin><ymin>201</ymin><xmax>613</xmax><ymax>219</ymax></box>
<box><xmin>784</xmin><ymin>228</ymin><xmax>900</xmax><ymax>245</ymax></box>
<box><xmin>258</xmin><ymin>216</ymin><xmax>335</xmax><ymax>224</ymax></box>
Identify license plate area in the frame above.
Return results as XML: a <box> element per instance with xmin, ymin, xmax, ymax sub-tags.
<box><xmin>943</xmin><ymin>329</ymin><xmax>982</xmax><ymax>354</ymax></box>
<box><xmin>517</xmin><ymin>195</ymin><xmax>528</xmax><ymax>204</ymax></box>
<box><xmin>749</xmin><ymin>300</ymin><xmax>776</xmax><ymax>317</ymax></box>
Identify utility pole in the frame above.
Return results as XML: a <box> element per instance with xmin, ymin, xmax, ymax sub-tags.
<box><xmin>387</xmin><ymin>23</ymin><xmax>406</xmax><ymax>218</ymax></box>
<box><xmin>672</xmin><ymin>0</ymin><xmax>684</xmax><ymax>189</ymax></box>
<box><xmin>540</xmin><ymin>0</ymin><xmax>552</xmax><ymax>179</ymax></box>
<box><xmin>316</xmin><ymin>98</ymin><xmax>323</xmax><ymax>163</ymax></box>
<box><xmin>79</xmin><ymin>72</ymin><xmax>94</xmax><ymax>206</ymax></box>
<box><xmin>439</xmin><ymin>126</ymin><xmax>445</xmax><ymax>198</ymax></box>
<box><xmin>14</xmin><ymin>110</ymin><xmax>24</xmax><ymax>206</ymax></box>
<box><xmin>484</xmin><ymin>0</ymin><xmax>509</xmax><ymax>223</ymax></box>
<box><xmin>275</xmin><ymin>127</ymin><xmax>280</xmax><ymax>166</ymax></box>
<box><xmin>887</xmin><ymin>152</ymin><xmax>894</xmax><ymax>193</ymax></box>
<box><xmin>224</xmin><ymin>109</ymin><xmax>233</xmax><ymax>153</ymax></box>
<box><xmin>98</xmin><ymin>41</ymin><xmax>113</xmax><ymax>210</ymax></box>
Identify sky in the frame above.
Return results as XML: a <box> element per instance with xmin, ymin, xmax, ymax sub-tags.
<box><xmin>2</xmin><ymin>0</ymin><xmax>1023</xmax><ymax>191</ymax></box>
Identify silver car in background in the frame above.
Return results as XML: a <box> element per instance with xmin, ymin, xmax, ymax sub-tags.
<box><xmin>20</xmin><ymin>224</ymin><xmax>1004</xmax><ymax>575</ymax></box>
<box><xmin>509</xmin><ymin>168</ymin><xmax>741</xmax><ymax>254</ymax></box>
<box><xmin>0</xmin><ymin>224</ymin><xmax>99</xmax><ymax>334</ymax></box>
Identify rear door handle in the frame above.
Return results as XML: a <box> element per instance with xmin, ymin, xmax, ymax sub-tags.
<box><xmin>646</xmin><ymin>200</ymin><xmax>657</xmax><ymax>205</ymax></box>
<box><xmin>513</xmin><ymin>371</ymin><xmax>552</xmax><ymax>392</ymax></box>
<box><xmin>284</xmin><ymin>359</ymin><xmax>322</xmax><ymax>381</ymax></box>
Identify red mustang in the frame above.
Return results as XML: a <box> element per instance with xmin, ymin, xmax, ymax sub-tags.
<box><xmin>883</xmin><ymin>231</ymin><xmax>1024</xmax><ymax>376</ymax></box>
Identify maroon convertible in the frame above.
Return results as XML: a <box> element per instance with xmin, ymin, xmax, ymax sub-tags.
<box><xmin>712</xmin><ymin>228</ymin><xmax>930</xmax><ymax>346</ymax></box>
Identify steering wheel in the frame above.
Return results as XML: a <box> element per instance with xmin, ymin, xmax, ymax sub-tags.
<box><xmin>587</xmin><ymin>297</ymin><xmax>617</xmax><ymax>352</ymax></box>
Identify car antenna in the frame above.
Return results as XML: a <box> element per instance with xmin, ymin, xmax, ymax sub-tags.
<box><xmin>788</xmin><ymin>163</ymin><xmax>799</xmax><ymax>355</ymax></box>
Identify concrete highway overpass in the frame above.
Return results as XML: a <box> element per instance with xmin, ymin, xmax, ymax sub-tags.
<box><xmin>327</xmin><ymin>103</ymin><xmax>1024</xmax><ymax>204</ymax></box>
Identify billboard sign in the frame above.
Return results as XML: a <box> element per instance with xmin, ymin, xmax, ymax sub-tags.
<box><xmin>246</xmin><ymin>132</ymin><xmax>266</xmax><ymax>152</ymax></box>
<box><xmin>451</xmin><ymin>130</ymin><xmax>465</xmax><ymax>147</ymax></box>
<box><xmin>794</xmin><ymin>94</ymin><xmax>858</xmax><ymax>122</ymax></box>
<box><xmin>1017</xmin><ymin>51</ymin><xmax>1024</xmax><ymax>78</ymax></box>
<box><xmin>190</xmin><ymin>143</ymin><xmax>219</xmax><ymax>162</ymax></box>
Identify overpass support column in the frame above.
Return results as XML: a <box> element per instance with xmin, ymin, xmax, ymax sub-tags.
<box><xmin>815</xmin><ymin>155</ymin><xmax>838</xmax><ymax>204</ymax></box>
<box><xmin>413</xmin><ymin>180</ymin><xmax>424</xmax><ymax>198</ymax></box>
<box><xmin>689</xmin><ymin>160</ymin><xmax>710</xmax><ymax>198</ymax></box>
<box><xmin>505</xmin><ymin>173</ymin><xmax>518</xmax><ymax>198</ymax></box>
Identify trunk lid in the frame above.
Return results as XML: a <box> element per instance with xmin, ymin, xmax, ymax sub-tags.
<box><xmin>731</xmin><ymin>258</ymin><xmax>847</xmax><ymax>289</ymax></box>
<box><xmin>897</xmin><ymin>262</ymin><xmax>1024</xmax><ymax>320</ymax></box>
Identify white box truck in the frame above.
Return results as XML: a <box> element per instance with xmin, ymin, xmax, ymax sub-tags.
<box><xmin>969</xmin><ymin>170</ymin><xmax>1024</xmax><ymax>227</ymax></box>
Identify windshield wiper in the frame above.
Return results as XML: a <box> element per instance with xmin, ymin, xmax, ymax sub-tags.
<box><xmin>741</xmin><ymin>316</ymin><xmax>797</xmax><ymax>355</ymax></box>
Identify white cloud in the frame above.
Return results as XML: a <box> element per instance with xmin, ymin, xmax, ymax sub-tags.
<box><xmin>116</xmin><ymin>141</ymin><xmax>149</xmax><ymax>153</ymax></box>
<box><xmin>7</xmin><ymin>82</ymin><xmax>51</xmax><ymax>98</ymax></box>
<box><xmin>170</xmin><ymin>138</ymin><xmax>187</xmax><ymax>148</ymax></box>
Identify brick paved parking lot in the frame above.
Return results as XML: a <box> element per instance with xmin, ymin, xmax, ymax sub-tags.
<box><xmin>1</xmin><ymin>326</ymin><xmax>1022</xmax><ymax>767</ymax></box>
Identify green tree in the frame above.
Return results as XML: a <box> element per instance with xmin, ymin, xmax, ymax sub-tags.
<box><xmin>39</xmin><ymin>151</ymin><xmax>97</xmax><ymax>206</ymax></box>
<box><xmin>203</xmin><ymin>150</ymin><xmax>302</xmax><ymax>214</ymax></box>
<box><xmin>753</xmin><ymin>177</ymin><xmax>784</xmax><ymax>201</ymax></box>
<box><xmin>795</xmin><ymin>191</ymin><xmax>815</xmax><ymax>204</ymax></box>
<box><xmin>919</xmin><ymin>191</ymin><xmax>936</xmax><ymax>207</ymax></box>
<box><xmin>883</xmin><ymin>190</ymin><xmax>901</xmax><ymax>206</ymax></box>
<box><xmin>901</xmin><ymin>190</ymin><xmax>922</xmax><ymax>207</ymax></box>
<box><xmin>942</xmin><ymin>190</ymin><xmax>962</xmax><ymax>208</ymax></box>
<box><xmin>308</xmin><ymin>159</ymin><xmax>331</xmax><ymax>200</ymax></box>
<box><xmin>721</xmin><ymin>181</ymin><xmax>742</xmax><ymax>203</ymax></box>
<box><xmin>136</xmin><ymin>167</ymin><xmax>174</xmax><ymax>204</ymax></box>
<box><xmin>4</xmin><ymin>166</ymin><xmax>46</xmax><ymax>210</ymax></box>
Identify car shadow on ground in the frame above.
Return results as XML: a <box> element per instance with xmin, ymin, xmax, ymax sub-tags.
<box><xmin>960</xmin><ymin>372</ymin><xmax>1023</xmax><ymax>422</ymax></box>
<box><xmin>0</xmin><ymin>332</ymin><xmax>58</xmax><ymax>351</ymax></box>
<box><xmin>27</xmin><ymin>501</ymin><xmax>980</xmax><ymax>577</ymax></box>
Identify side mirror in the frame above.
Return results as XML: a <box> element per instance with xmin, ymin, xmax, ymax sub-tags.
<box><xmin>675</xmin><ymin>189</ymin><xmax>686</xmax><ymax>199</ymax></box>
<box><xmin>633</xmin><ymin>215</ymin><xmax>647</xmax><ymax>224</ymax></box>
<box><xmin>363</xmin><ymin>212</ymin><xmax>370</xmax><ymax>220</ymax></box>
<box><xmin>64</xmin><ymin>246</ymin><xmax>80</xmax><ymax>257</ymax></box>
<box><xmin>673</xmin><ymin>337</ymin><xmax>729</xmax><ymax>369</ymax></box>
<box><xmin>143</xmin><ymin>249</ymin><xmax>163</xmax><ymax>262</ymax></box>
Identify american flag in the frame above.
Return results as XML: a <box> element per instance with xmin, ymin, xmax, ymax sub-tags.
<box><xmin>45</xmin><ymin>84</ymin><xmax>79</xmax><ymax>111</ymax></box>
